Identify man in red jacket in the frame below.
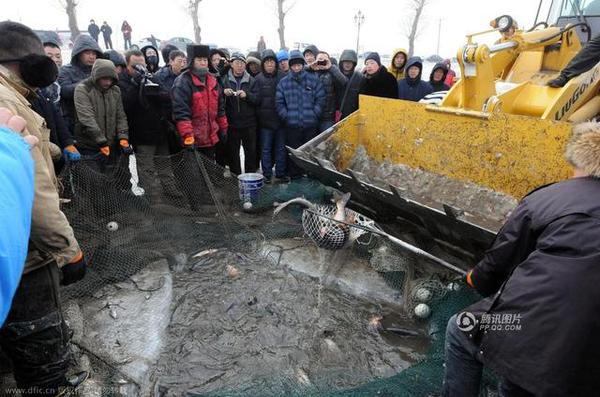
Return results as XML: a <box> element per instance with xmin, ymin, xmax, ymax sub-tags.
<box><xmin>172</xmin><ymin>44</ymin><xmax>228</xmax><ymax>161</ymax></box>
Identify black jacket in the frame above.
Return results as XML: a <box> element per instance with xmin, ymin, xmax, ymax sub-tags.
<box><xmin>339</xmin><ymin>69</ymin><xmax>363</xmax><ymax>119</ymax></box>
<box><xmin>117</xmin><ymin>71</ymin><xmax>164</xmax><ymax>146</ymax></box>
<box><xmin>429</xmin><ymin>62</ymin><xmax>450</xmax><ymax>92</ymax></box>
<box><xmin>58</xmin><ymin>36</ymin><xmax>103</xmax><ymax>127</ymax></box>
<box><xmin>252</xmin><ymin>54</ymin><xmax>285</xmax><ymax>130</ymax></box>
<box><xmin>466</xmin><ymin>176</ymin><xmax>600</xmax><ymax>396</ymax></box>
<box><xmin>30</xmin><ymin>90</ymin><xmax>73</xmax><ymax>149</ymax></box>
<box><xmin>359</xmin><ymin>65</ymin><xmax>398</xmax><ymax>99</ymax></box>
<box><xmin>309</xmin><ymin>66</ymin><xmax>347</xmax><ymax>122</ymax></box>
<box><xmin>223</xmin><ymin>70</ymin><xmax>258</xmax><ymax>129</ymax></box>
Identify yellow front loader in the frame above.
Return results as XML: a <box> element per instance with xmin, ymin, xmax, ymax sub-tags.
<box><xmin>289</xmin><ymin>15</ymin><xmax>600</xmax><ymax>268</ymax></box>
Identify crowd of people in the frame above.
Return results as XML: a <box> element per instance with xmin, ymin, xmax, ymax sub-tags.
<box><xmin>40</xmin><ymin>31</ymin><xmax>459</xmax><ymax>187</ymax></box>
<box><xmin>2</xmin><ymin>16</ymin><xmax>600</xmax><ymax>397</ymax></box>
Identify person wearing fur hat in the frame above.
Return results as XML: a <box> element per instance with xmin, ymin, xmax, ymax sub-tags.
<box><xmin>358</xmin><ymin>52</ymin><xmax>397</xmax><ymax>99</ymax></box>
<box><xmin>173</xmin><ymin>44</ymin><xmax>228</xmax><ymax>158</ymax></box>
<box><xmin>443</xmin><ymin>123</ymin><xmax>600</xmax><ymax>396</ymax></box>
<box><xmin>246</xmin><ymin>54</ymin><xmax>261</xmax><ymax>78</ymax></box>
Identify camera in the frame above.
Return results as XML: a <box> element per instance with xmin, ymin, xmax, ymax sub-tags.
<box><xmin>133</xmin><ymin>64</ymin><xmax>160</xmax><ymax>95</ymax></box>
<box><xmin>316</xmin><ymin>60</ymin><xmax>327</xmax><ymax>66</ymax></box>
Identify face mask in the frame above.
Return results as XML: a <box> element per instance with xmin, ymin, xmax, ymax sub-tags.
<box><xmin>146</xmin><ymin>55</ymin><xmax>158</xmax><ymax>65</ymax></box>
<box><xmin>193</xmin><ymin>66</ymin><xmax>209</xmax><ymax>78</ymax></box>
<box><xmin>1</xmin><ymin>54</ymin><xmax>58</xmax><ymax>88</ymax></box>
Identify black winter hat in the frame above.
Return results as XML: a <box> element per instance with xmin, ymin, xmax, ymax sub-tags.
<box><xmin>261</xmin><ymin>49</ymin><xmax>277</xmax><ymax>63</ymax></box>
<box><xmin>161</xmin><ymin>44</ymin><xmax>178</xmax><ymax>65</ymax></box>
<box><xmin>186</xmin><ymin>44</ymin><xmax>210</xmax><ymax>64</ymax></box>
<box><xmin>288</xmin><ymin>50</ymin><xmax>305</xmax><ymax>67</ymax></box>
<box><xmin>365</xmin><ymin>52</ymin><xmax>381</xmax><ymax>66</ymax></box>
<box><xmin>303</xmin><ymin>45</ymin><xmax>319</xmax><ymax>57</ymax></box>
<box><xmin>104</xmin><ymin>50</ymin><xmax>126</xmax><ymax>67</ymax></box>
<box><xmin>247</xmin><ymin>50</ymin><xmax>261</xmax><ymax>60</ymax></box>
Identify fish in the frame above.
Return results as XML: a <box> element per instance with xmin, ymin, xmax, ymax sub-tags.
<box><xmin>192</xmin><ymin>249</ymin><xmax>219</xmax><ymax>259</ymax></box>
<box><xmin>273</xmin><ymin>197</ymin><xmax>316</xmax><ymax>217</ymax></box>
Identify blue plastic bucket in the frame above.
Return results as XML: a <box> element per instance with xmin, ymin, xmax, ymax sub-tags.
<box><xmin>238</xmin><ymin>173</ymin><xmax>264</xmax><ymax>202</ymax></box>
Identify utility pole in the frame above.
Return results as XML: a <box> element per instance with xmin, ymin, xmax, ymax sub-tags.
<box><xmin>354</xmin><ymin>10</ymin><xmax>365</xmax><ymax>55</ymax></box>
<box><xmin>436</xmin><ymin>18</ymin><xmax>442</xmax><ymax>56</ymax></box>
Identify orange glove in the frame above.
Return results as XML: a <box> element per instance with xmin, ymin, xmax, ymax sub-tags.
<box><xmin>62</xmin><ymin>144</ymin><xmax>80</xmax><ymax>161</ymax></box>
<box><xmin>183</xmin><ymin>136</ymin><xmax>195</xmax><ymax>147</ymax></box>
<box><xmin>100</xmin><ymin>146</ymin><xmax>110</xmax><ymax>156</ymax></box>
<box><xmin>119</xmin><ymin>139</ymin><xmax>129</xmax><ymax>148</ymax></box>
<box><xmin>119</xmin><ymin>139</ymin><xmax>134</xmax><ymax>154</ymax></box>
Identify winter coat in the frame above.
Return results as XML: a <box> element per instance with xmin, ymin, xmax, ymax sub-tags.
<box><xmin>309</xmin><ymin>66</ymin><xmax>347</xmax><ymax>122</ymax></box>
<box><xmin>172</xmin><ymin>71</ymin><xmax>228</xmax><ymax>148</ymax></box>
<box><xmin>338</xmin><ymin>50</ymin><xmax>363</xmax><ymax>119</ymax></box>
<box><xmin>0</xmin><ymin>65</ymin><xmax>80</xmax><ymax>274</ymax></box>
<box><xmin>466</xmin><ymin>176</ymin><xmax>600</xmax><ymax>396</ymax></box>
<box><xmin>389</xmin><ymin>48</ymin><xmax>408</xmax><ymax>81</ymax></box>
<box><xmin>117</xmin><ymin>71</ymin><xmax>164</xmax><ymax>146</ymax></box>
<box><xmin>397</xmin><ymin>57</ymin><xmax>433</xmax><ymax>102</ymax></box>
<box><xmin>88</xmin><ymin>23</ymin><xmax>100</xmax><ymax>39</ymax></box>
<box><xmin>74</xmin><ymin>59</ymin><xmax>129</xmax><ymax>151</ymax></box>
<box><xmin>101</xmin><ymin>24</ymin><xmax>112</xmax><ymax>38</ymax></box>
<box><xmin>429</xmin><ymin>62</ymin><xmax>450</xmax><ymax>92</ymax></box>
<box><xmin>121</xmin><ymin>22</ymin><xmax>132</xmax><ymax>39</ymax></box>
<box><xmin>275</xmin><ymin>70</ymin><xmax>326</xmax><ymax>129</ymax></box>
<box><xmin>58</xmin><ymin>35</ymin><xmax>103</xmax><ymax>123</ymax></box>
<box><xmin>223</xmin><ymin>69</ymin><xmax>258</xmax><ymax>129</ymax></box>
<box><xmin>359</xmin><ymin>65</ymin><xmax>398</xmax><ymax>99</ymax></box>
<box><xmin>31</xmin><ymin>90</ymin><xmax>74</xmax><ymax>149</ymax></box>
<box><xmin>154</xmin><ymin>66</ymin><xmax>180</xmax><ymax>120</ymax></box>
<box><xmin>252</xmin><ymin>52</ymin><xmax>285</xmax><ymax>130</ymax></box>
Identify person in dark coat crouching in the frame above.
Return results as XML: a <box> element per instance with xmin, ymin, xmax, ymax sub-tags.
<box><xmin>443</xmin><ymin>122</ymin><xmax>600</xmax><ymax>397</ymax></box>
<box><xmin>397</xmin><ymin>56</ymin><xmax>433</xmax><ymax>102</ymax></box>
<box><xmin>358</xmin><ymin>52</ymin><xmax>397</xmax><ymax>99</ymax></box>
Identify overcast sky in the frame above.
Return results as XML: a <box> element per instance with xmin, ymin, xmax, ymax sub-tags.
<box><xmin>3</xmin><ymin>0</ymin><xmax>550</xmax><ymax>57</ymax></box>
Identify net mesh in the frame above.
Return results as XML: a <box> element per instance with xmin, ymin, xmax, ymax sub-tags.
<box><xmin>6</xmin><ymin>149</ymin><xmax>497</xmax><ymax>396</ymax></box>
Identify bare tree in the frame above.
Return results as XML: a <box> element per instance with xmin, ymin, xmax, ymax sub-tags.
<box><xmin>404</xmin><ymin>0</ymin><xmax>429</xmax><ymax>57</ymax></box>
<box><xmin>188</xmin><ymin>0</ymin><xmax>202</xmax><ymax>43</ymax></box>
<box><xmin>275</xmin><ymin>0</ymin><xmax>296</xmax><ymax>50</ymax></box>
<box><xmin>57</xmin><ymin>0</ymin><xmax>80</xmax><ymax>40</ymax></box>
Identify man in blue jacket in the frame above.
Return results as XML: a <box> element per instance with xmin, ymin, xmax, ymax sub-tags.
<box><xmin>398</xmin><ymin>56</ymin><xmax>433</xmax><ymax>102</ymax></box>
<box><xmin>275</xmin><ymin>49</ymin><xmax>326</xmax><ymax>179</ymax></box>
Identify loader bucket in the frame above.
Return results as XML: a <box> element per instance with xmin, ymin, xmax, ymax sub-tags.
<box><xmin>289</xmin><ymin>95</ymin><xmax>573</xmax><ymax>266</ymax></box>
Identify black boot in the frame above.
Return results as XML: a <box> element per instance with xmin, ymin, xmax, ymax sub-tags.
<box><xmin>548</xmin><ymin>74</ymin><xmax>569</xmax><ymax>88</ymax></box>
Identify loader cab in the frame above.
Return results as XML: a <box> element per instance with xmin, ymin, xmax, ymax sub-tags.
<box><xmin>543</xmin><ymin>0</ymin><xmax>600</xmax><ymax>42</ymax></box>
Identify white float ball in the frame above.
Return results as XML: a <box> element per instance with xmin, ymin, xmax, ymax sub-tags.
<box><xmin>414</xmin><ymin>303</ymin><xmax>431</xmax><ymax>319</ymax></box>
<box><xmin>447</xmin><ymin>282</ymin><xmax>461</xmax><ymax>291</ymax></box>
<box><xmin>243</xmin><ymin>202</ymin><xmax>253</xmax><ymax>210</ymax></box>
<box><xmin>414</xmin><ymin>288</ymin><xmax>432</xmax><ymax>302</ymax></box>
<box><xmin>107</xmin><ymin>221</ymin><xmax>119</xmax><ymax>232</ymax></box>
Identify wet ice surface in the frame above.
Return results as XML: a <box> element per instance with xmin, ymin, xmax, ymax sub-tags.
<box><xmin>150</xmin><ymin>250</ymin><xmax>429</xmax><ymax>396</ymax></box>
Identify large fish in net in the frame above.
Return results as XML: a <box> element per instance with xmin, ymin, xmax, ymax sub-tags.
<box><xmin>273</xmin><ymin>193</ymin><xmax>374</xmax><ymax>250</ymax></box>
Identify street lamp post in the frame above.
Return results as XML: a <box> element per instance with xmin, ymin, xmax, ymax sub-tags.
<box><xmin>354</xmin><ymin>10</ymin><xmax>365</xmax><ymax>55</ymax></box>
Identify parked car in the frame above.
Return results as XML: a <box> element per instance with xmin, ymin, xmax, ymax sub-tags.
<box><xmin>33</xmin><ymin>30</ymin><xmax>63</xmax><ymax>46</ymax></box>
<box><xmin>132</xmin><ymin>36</ymin><xmax>162</xmax><ymax>50</ymax></box>
<box><xmin>160</xmin><ymin>37</ymin><xmax>194</xmax><ymax>52</ymax></box>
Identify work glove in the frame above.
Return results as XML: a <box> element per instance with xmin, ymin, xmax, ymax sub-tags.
<box><xmin>217</xmin><ymin>129</ymin><xmax>228</xmax><ymax>145</ymax></box>
<box><xmin>99</xmin><ymin>146</ymin><xmax>110</xmax><ymax>157</ymax></box>
<box><xmin>120</xmin><ymin>139</ymin><xmax>134</xmax><ymax>155</ymax></box>
<box><xmin>61</xmin><ymin>251</ymin><xmax>87</xmax><ymax>286</ymax></box>
<box><xmin>183</xmin><ymin>136</ymin><xmax>195</xmax><ymax>150</ymax></box>
<box><xmin>63</xmin><ymin>144</ymin><xmax>81</xmax><ymax>161</ymax></box>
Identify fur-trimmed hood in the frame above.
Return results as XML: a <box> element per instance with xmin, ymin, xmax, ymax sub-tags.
<box><xmin>566</xmin><ymin>122</ymin><xmax>600</xmax><ymax>177</ymax></box>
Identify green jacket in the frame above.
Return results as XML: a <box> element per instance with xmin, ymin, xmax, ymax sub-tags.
<box><xmin>74</xmin><ymin>59</ymin><xmax>129</xmax><ymax>151</ymax></box>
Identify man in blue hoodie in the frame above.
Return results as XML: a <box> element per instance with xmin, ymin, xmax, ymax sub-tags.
<box><xmin>275</xmin><ymin>49</ymin><xmax>326</xmax><ymax>179</ymax></box>
<box><xmin>397</xmin><ymin>56</ymin><xmax>433</xmax><ymax>102</ymax></box>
